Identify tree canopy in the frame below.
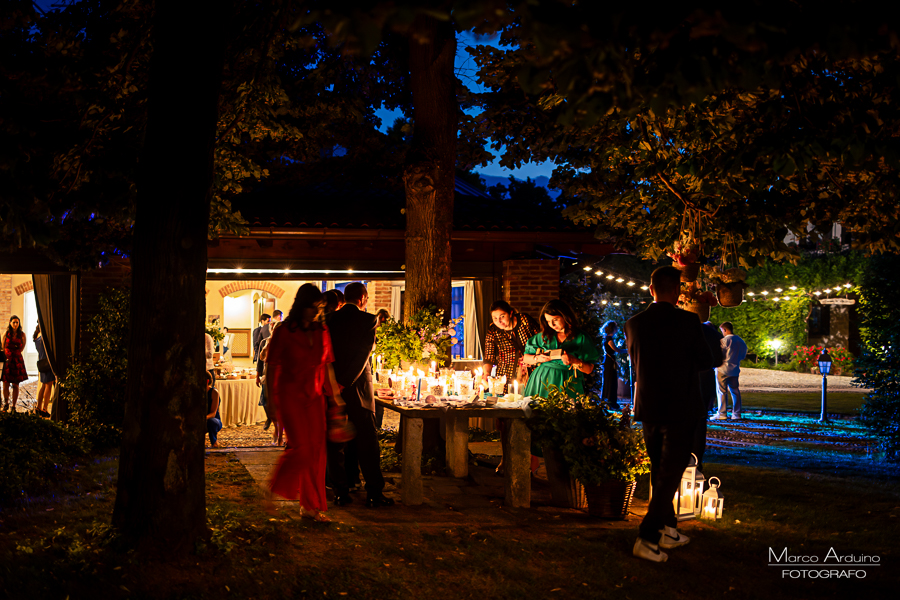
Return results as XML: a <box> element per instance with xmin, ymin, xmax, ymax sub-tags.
<box><xmin>467</xmin><ymin>3</ymin><xmax>900</xmax><ymax>265</ymax></box>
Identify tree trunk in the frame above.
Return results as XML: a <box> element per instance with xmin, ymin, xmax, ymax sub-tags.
<box><xmin>403</xmin><ymin>15</ymin><xmax>456</xmax><ymax>325</ymax></box>
<box><xmin>402</xmin><ymin>14</ymin><xmax>457</xmax><ymax>461</ymax></box>
<box><xmin>112</xmin><ymin>0</ymin><xmax>229</xmax><ymax>551</ymax></box>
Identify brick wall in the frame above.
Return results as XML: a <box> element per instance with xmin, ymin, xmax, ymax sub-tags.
<box><xmin>501</xmin><ymin>259</ymin><xmax>560</xmax><ymax>320</ymax></box>
<box><xmin>217</xmin><ymin>280</ymin><xmax>285</xmax><ymax>298</ymax></box>
<box><xmin>0</xmin><ymin>274</ymin><xmax>11</xmax><ymax>330</ymax></box>
<box><xmin>367</xmin><ymin>280</ymin><xmax>393</xmax><ymax>316</ymax></box>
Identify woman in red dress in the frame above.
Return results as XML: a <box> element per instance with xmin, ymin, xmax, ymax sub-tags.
<box><xmin>2</xmin><ymin>315</ymin><xmax>28</xmax><ymax>412</ymax></box>
<box><xmin>265</xmin><ymin>284</ymin><xmax>337</xmax><ymax>522</ymax></box>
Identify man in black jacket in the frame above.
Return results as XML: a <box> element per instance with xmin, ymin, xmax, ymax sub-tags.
<box><xmin>325</xmin><ymin>283</ymin><xmax>393</xmax><ymax>508</ymax></box>
<box><xmin>625</xmin><ymin>266</ymin><xmax>713</xmax><ymax>562</ymax></box>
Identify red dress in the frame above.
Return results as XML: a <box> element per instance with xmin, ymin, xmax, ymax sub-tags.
<box><xmin>265</xmin><ymin>322</ymin><xmax>336</xmax><ymax>511</ymax></box>
<box><xmin>1</xmin><ymin>335</ymin><xmax>27</xmax><ymax>384</ymax></box>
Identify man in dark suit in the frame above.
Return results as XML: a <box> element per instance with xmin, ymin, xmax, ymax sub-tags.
<box><xmin>625</xmin><ymin>266</ymin><xmax>713</xmax><ymax>562</ymax></box>
<box><xmin>325</xmin><ymin>282</ymin><xmax>394</xmax><ymax>508</ymax></box>
<box><xmin>252</xmin><ymin>313</ymin><xmax>270</xmax><ymax>362</ymax></box>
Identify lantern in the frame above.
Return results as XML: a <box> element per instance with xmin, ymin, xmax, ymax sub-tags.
<box><xmin>818</xmin><ymin>348</ymin><xmax>833</xmax><ymax>375</ymax></box>
<box><xmin>818</xmin><ymin>348</ymin><xmax>832</xmax><ymax>423</ymax></box>
<box><xmin>701</xmin><ymin>477</ymin><xmax>724</xmax><ymax>520</ymax></box>
<box><xmin>649</xmin><ymin>453</ymin><xmax>704</xmax><ymax>521</ymax></box>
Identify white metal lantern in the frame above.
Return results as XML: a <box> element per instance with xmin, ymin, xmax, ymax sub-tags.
<box><xmin>650</xmin><ymin>453</ymin><xmax>704</xmax><ymax>521</ymax></box>
<box><xmin>701</xmin><ymin>476</ymin><xmax>724</xmax><ymax>520</ymax></box>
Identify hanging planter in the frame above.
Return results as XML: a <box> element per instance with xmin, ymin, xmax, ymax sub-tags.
<box><xmin>716</xmin><ymin>281</ymin><xmax>749</xmax><ymax>307</ymax></box>
<box><xmin>682</xmin><ymin>300</ymin><xmax>711</xmax><ymax>322</ymax></box>
<box><xmin>678</xmin><ymin>262</ymin><xmax>702</xmax><ymax>282</ymax></box>
<box><xmin>679</xmin><ymin>281</ymin><xmax>717</xmax><ymax>321</ymax></box>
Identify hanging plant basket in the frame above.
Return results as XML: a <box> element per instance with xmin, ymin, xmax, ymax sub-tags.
<box><xmin>678</xmin><ymin>263</ymin><xmax>701</xmax><ymax>282</ymax></box>
<box><xmin>682</xmin><ymin>300</ymin><xmax>711</xmax><ymax>322</ymax></box>
<box><xmin>716</xmin><ymin>281</ymin><xmax>748</xmax><ymax>308</ymax></box>
<box><xmin>582</xmin><ymin>479</ymin><xmax>637</xmax><ymax>520</ymax></box>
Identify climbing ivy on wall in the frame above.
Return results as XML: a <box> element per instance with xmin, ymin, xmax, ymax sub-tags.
<box><xmin>709</xmin><ymin>252</ymin><xmax>868</xmax><ymax>359</ymax></box>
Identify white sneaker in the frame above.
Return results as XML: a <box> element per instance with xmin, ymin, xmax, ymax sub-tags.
<box><xmin>633</xmin><ymin>537</ymin><xmax>668</xmax><ymax>562</ymax></box>
<box><xmin>658</xmin><ymin>525</ymin><xmax>690</xmax><ymax>549</ymax></box>
<box><xmin>729</xmin><ymin>414</ymin><xmax>742</xmax><ymax>420</ymax></box>
<box><xmin>709</xmin><ymin>414</ymin><xmax>727</xmax><ymax>421</ymax></box>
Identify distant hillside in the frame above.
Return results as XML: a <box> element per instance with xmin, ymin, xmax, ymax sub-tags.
<box><xmin>477</xmin><ymin>174</ymin><xmax>562</xmax><ymax>199</ymax></box>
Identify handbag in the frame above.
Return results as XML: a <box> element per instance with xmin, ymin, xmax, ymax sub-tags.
<box><xmin>37</xmin><ymin>358</ymin><xmax>52</xmax><ymax>373</ymax></box>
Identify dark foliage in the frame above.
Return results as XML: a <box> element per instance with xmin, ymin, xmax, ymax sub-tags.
<box><xmin>0</xmin><ymin>412</ymin><xmax>88</xmax><ymax>504</ymax></box>
<box><xmin>61</xmin><ymin>287</ymin><xmax>130</xmax><ymax>450</ymax></box>
<box><xmin>857</xmin><ymin>253</ymin><xmax>900</xmax><ymax>461</ymax></box>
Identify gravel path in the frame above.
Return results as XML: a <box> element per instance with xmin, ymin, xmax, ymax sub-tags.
<box><xmin>738</xmin><ymin>368</ymin><xmax>868</xmax><ymax>392</ymax></box>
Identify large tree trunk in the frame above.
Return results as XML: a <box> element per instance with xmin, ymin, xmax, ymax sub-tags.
<box><xmin>403</xmin><ymin>15</ymin><xmax>456</xmax><ymax>325</ymax></box>
<box><xmin>112</xmin><ymin>0</ymin><xmax>228</xmax><ymax>551</ymax></box>
<box><xmin>401</xmin><ymin>15</ymin><xmax>457</xmax><ymax>460</ymax></box>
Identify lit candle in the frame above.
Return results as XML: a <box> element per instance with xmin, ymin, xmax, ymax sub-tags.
<box><xmin>513</xmin><ymin>380</ymin><xmax>519</xmax><ymax>396</ymax></box>
<box><xmin>431</xmin><ymin>360</ymin><xmax>437</xmax><ymax>376</ymax></box>
<box><xmin>468</xmin><ymin>354</ymin><xmax>473</xmax><ymax>359</ymax></box>
<box><xmin>478</xmin><ymin>384</ymin><xmax>484</xmax><ymax>400</ymax></box>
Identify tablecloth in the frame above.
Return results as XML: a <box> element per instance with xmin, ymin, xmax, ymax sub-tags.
<box><xmin>216</xmin><ymin>378</ymin><xmax>266</xmax><ymax>427</ymax></box>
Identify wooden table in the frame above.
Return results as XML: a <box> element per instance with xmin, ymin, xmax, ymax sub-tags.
<box><xmin>376</xmin><ymin>399</ymin><xmax>532</xmax><ymax>508</ymax></box>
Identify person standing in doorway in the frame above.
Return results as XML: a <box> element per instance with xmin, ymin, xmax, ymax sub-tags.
<box><xmin>2</xmin><ymin>316</ymin><xmax>27</xmax><ymax>412</ymax></box>
<box><xmin>33</xmin><ymin>324</ymin><xmax>55</xmax><ymax>417</ymax></box>
<box><xmin>711</xmin><ymin>321</ymin><xmax>748</xmax><ymax>421</ymax></box>
<box><xmin>625</xmin><ymin>266</ymin><xmax>712</xmax><ymax>562</ymax></box>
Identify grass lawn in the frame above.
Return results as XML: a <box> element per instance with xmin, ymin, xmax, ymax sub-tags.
<box><xmin>1</xmin><ymin>451</ymin><xmax>897</xmax><ymax>599</ymax></box>
<box><xmin>740</xmin><ymin>392</ymin><xmax>865</xmax><ymax>415</ymax></box>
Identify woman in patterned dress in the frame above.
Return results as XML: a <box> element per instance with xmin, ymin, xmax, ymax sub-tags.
<box><xmin>482</xmin><ymin>301</ymin><xmax>540</xmax><ymax>474</ymax></box>
<box><xmin>482</xmin><ymin>300</ymin><xmax>541</xmax><ymax>391</ymax></box>
<box><xmin>2</xmin><ymin>315</ymin><xmax>28</xmax><ymax>412</ymax></box>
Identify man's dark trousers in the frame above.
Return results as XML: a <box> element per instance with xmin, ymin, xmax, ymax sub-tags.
<box><xmin>327</xmin><ymin>397</ymin><xmax>383</xmax><ymax>496</ymax></box>
<box><xmin>640</xmin><ymin>423</ymin><xmax>695</xmax><ymax>543</ymax></box>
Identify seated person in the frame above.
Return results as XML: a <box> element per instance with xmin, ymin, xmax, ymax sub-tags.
<box><xmin>206</xmin><ymin>371</ymin><xmax>222</xmax><ymax>448</ymax></box>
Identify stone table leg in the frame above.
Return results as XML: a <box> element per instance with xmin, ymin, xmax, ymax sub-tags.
<box><xmin>503</xmin><ymin>418</ymin><xmax>531</xmax><ymax>507</ymax></box>
<box><xmin>401</xmin><ymin>415</ymin><xmax>424</xmax><ymax>505</ymax></box>
<box><xmin>445</xmin><ymin>413</ymin><xmax>469</xmax><ymax>478</ymax></box>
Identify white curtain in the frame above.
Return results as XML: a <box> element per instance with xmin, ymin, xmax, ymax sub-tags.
<box><xmin>390</xmin><ymin>284</ymin><xmax>402</xmax><ymax>322</ymax></box>
<box><xmin>463</xmin><ymin>280</ymin><xmax>482</xmax><ymax>360</ymax></box>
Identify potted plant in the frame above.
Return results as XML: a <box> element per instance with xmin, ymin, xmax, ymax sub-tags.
<box><xmin>706</xmin><ymin>266</ymin><xmax>749</xmax><ymax>307</ymax></box>
<box><xmin>668</xmin><ymin>233</ymin><xmax>701</xmax><ymax>282</ymax></box>
<box><xmin>678</xmin><ymin>281</ymin><xmax>718</xmax><ymax>322</ymax></box>
<box><xmin>528</xmin><ymin>383</ymin><xmax>651</xmax><ymax>517</ymax></box>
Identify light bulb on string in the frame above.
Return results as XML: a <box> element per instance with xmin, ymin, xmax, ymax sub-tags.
<box><xmin>775</xmin><ymin>288</ymin><xmax>783</xmax><ymax>292</ymax></box>
<box><xmin>789</xmin><ymin>286</ymin><xmax>797</xmax><ymax>290</ymax></box>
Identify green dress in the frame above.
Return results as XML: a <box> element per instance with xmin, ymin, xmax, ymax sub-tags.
<box><xmin>524</xmin><ymin>331</ymin><xmax>601</xmax><ymax>398</ymax></box>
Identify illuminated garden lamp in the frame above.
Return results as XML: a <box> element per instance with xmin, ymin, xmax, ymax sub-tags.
<box><xmin>769</xmin><ymin>339</ymin><xmax>783</xmax><ymax>365</ymax></box>
<box><xmin>818</xmin><ymin>348</ymin><xmax>833</xmax><ymax>424</ymax></box>
<box><xmin>701</xmin><ymin>477</ymin><xmax>724</xmax><ymax>520</ymax></box>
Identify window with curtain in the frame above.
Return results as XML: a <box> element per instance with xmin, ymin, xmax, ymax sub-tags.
<box><xmin>451</xmin><ymin>285</ymin><xmax>465</xmax><ymax>358</ymax></box>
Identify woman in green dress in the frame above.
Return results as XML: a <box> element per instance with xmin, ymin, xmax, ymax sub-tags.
<box><xmin>523</xmin><ymin>299</ymin><xmax>600</xmax><ymax>398</ymax></box>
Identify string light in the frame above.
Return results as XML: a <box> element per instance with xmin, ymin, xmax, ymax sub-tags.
<box><xmin>748</xmin><ymin>292</ymin><xmax>755</xmax><ymax>296</ymax></box>
<box><xmin>626</xmin><ymin>281</ymin><xmax>635</xmax><ymax>286</ymax></box>
<box><xmin>606</xmin><ymin>275</ymin><xmax>614</xmax><ymax>280</ymax></box>
<box><xmin>775</xmin><ymin>288</ymin><xmax>783</xmax><ymax>292</ymax></box>
<box><xmin>615</xmin><ymin>277</ymin><xmax>624</xmax><ymax>282</ymax></box>
<box><xmin>640</xmin><ymin>285</ymin><xmax>649</xmax><ymax>290</ymax></box>
<box><xmin>789</xmin><ymin>286</ymin><xmax>797</xmax><ymax>290</ymax></box>
<box><xmin>814</xmin><ymin>291</ymin><xmax>821</xmax><ymax>296</ymax></box>
<box><xmin>595</xmin><ymin>270</ymin><xmax>603</xmax><ymax>276</ymax></box>
<box><xmin>583</xmin><ymin>266</ymin><xmax>592</xmax><ymax>271</ymax></box>
<box><xmin>761</xmin><ymin>291</ymin><xmax>769</xmax><ymax>296</ymax></box>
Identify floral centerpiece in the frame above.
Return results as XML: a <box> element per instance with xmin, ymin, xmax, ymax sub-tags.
<box><xmin>375</xmin><ymin>305</ymin><xmax>462</xmax><ymax>370</ymax></box>
<box><xmin>205</xmin><ymin>319</ymin><xmax>225</xmax><ymax>351</ymax></box>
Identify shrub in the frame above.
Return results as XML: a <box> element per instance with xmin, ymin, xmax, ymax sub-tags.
<box><xmin>0</xmin><ymin>412</ymin><xmax>88</xmax><ymax>504</ymax></box>
<box><xmin>791</xmin><ymin>344</ymin><xmax>855</xmax><ymax>374</ymax></box>
<box><xmin>857</xmin><ymin>253</ymin><xmax>900</xmax><ymax>461</ymax></box>
<box><xmin>61</xmin><ymin>287</ymin><xmax>129</xmax><ymax>450</ymax></box>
